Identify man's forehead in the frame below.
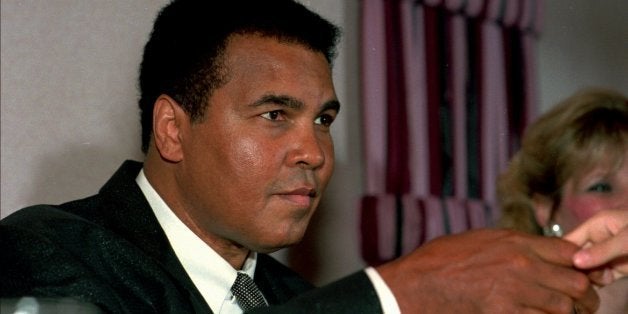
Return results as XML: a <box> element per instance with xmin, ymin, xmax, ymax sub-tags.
<box><xmin>224</xmin><ymin>33</ymin><xmax>330</xmax><ymax>64</ymax></box>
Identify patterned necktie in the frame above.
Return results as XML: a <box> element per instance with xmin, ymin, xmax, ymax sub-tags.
<box><xmin>231</xmin><ymin>272</ymin><xmax>268</xmax><ymax>311</ymax></box>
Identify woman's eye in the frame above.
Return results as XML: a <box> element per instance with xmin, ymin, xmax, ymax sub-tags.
<box><xmin>587</xmin><ymin>182</ymin><xmax>612</xmax><ymax>193</ymax></box>
<box><xmin>315</xmin><ymin>114</ymin><xmax>335</xmax><ymax>127</ymax></box>
<box><xmin>260</xmin><ymin>110</ymin><xmax>284</xmax><ymax>121</ymax></box>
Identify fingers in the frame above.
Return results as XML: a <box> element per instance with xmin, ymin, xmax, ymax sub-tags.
<box><xmin>523</xmin><ymin>280</ymin><xmax>598</xmax><ymax>314</ymax></box>
<box><xmin>517</xmin><ymin>235</ymin><xmax>600</xmax><ymax>313</ymax></box>
<box><xmin>565</xmin><ymin>210</ymin><xmax>628</xmax><ymax>246</ymax></box>
<box><xmin>526</xmin><ymin>235</ymin><xmax>579</xmax><ymax>266</ymax></box>
<box><xmin>378</xmin><ymin>229</ymin><xmax>602</xmax><ymax>313</ymax></box>
<box><xmin>572</xmin><ymin>227</ymin><xmax>628</xmax><ymax>269</ymax></box>
<box><xmin>494</xmin><ymin>233</ymin><xmax>598</xmax><ymax>313</ymax></box>
<box><xmin>585</xmin><ymin>268</ymin><xmax>614</xmax><ymax>286</ymax></box>
<box><xmin>572</xmin><ymin>301</ymin><xmax>593</xmax><ymax>314</ymax></box>
<box><xmin>564</xmin><ymin>210</ymin><xmax>628</xmax><ymax>279</ymax></box>
<box><xmin>540</xmin><ymin>264</ymin><xmax>590</xmax><ymax>299</ymax></box>
<box><xmin>577</xmin><ymin>283</ymin><xmax>601</xmax><ymax>314</ymax></box>
<box><xmin>527</xmin><ymin>258</ymin><xmax>599</xmax><ymax>312</ymax></box>
<box><xmin>564</xmin><ymin>220</ymin><xmax>607</xmax><ymax>247</ymax></box>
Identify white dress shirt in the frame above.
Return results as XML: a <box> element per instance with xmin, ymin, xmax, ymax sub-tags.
<box><xmin>136</xmin><ymin>169</ymin><xmax>399</xmax><ymax>313</ymax></box>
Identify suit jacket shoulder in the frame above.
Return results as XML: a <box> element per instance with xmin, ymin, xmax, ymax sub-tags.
<box><xmin>1</xmin><ymin>160</ymin><xmax>383</xmax><ymax>313</ymax></box>
<box><xmin>1</xmin><ymin>161</ymin><xmax>208</xmax><ymax>313</ymax></box>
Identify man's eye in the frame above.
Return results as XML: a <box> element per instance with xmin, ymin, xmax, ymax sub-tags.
<box><xmin>587</xmin><ymin>182</ymin><xmax>612</xmax><ymax>193</ymax></box>
<box><xmin>315</xmin><ymin>114</ymin><xmax>335</xmax><ymax>127</ymax></box>
<box><xmin>260</xmin><ymin>110</ymin><xmax>284</xmax><ymax>121</ymax></box>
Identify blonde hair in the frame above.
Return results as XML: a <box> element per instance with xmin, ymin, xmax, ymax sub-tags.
<box><xmin>498</xmin><ymin>88</ymin><xmax>628</xmax><ymax>234</ymax></box>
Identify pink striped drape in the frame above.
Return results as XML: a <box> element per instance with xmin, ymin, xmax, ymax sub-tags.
<box><xmin>359</xmin><ymin>0</ymin><xmax>543</xmax><ymax>266</ymax></box>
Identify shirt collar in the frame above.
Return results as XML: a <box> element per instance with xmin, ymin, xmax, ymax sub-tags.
<box><xmin>136</xmin><ymin>169</ymin><xmax>257</xmax><ymax>312</ymax></box>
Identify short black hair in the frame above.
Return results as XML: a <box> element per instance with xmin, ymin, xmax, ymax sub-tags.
<box><xmin>138</xmin><ymin>0</ymin><xmax>341</xmax><ymax>153</ymax></box>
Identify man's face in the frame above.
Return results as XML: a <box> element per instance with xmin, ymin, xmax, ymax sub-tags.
<box><xmin>176</xmin><ymin>34</ymin><xmax>338</xmax><ymax>253</ymax></box>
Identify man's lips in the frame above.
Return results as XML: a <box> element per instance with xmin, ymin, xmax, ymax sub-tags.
<box><xmin>276</xmin><ymin>187</ymin><xmax>317</xmax><ymax>207</ymax></box>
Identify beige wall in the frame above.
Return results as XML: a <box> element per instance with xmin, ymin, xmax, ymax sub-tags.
<box><xmin>2</xmin><ymin>0</ymin><xmax>627</xmax><ymax>286</ymax></box>
<box><xmin>1</xmin><ymin>1</ymin><xmax>167</xmax><ymax>215</ymax></box>
<box><xmin>538</xmin><ymin>0</ymin><xmax>628</xmax><ymax>112</ymax></box>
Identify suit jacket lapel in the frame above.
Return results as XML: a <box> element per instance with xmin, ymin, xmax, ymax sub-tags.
<box><xmin>254</xmin><ymin>254</ymin><xmax>314</xmax><ymax>305</ymax></box>
<box><xmin>98</xmin><ymin>160</ymin><xmax>211</xmax><ymax>312</ymax></box>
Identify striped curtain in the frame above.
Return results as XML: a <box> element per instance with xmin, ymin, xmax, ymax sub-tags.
<box><xmin>359</xmin><ymin>0</ymin><xmax>543</xmax><ymax>266</ymax></box>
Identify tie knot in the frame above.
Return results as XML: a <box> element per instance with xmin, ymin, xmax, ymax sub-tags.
<box><xmin>231</xmin><ymin>272</ymin><xmax>267</xmax><ymax>311</ymax></box>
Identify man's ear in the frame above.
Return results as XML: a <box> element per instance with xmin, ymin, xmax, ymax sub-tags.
<box><xmin>152</xmin><ymin>95</ymin><xmax>187</xmax><ymax>162</ymax></box>
<box><xmin>532</xmin><ymin>193</ymin><xmax>553</xmax><ymax>227</ymax></box>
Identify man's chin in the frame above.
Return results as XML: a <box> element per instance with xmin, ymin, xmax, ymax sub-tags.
<box><xmin>251</xmin><ymin>234</ymin><xmax>306</xmax><ymax>254</ymax></box>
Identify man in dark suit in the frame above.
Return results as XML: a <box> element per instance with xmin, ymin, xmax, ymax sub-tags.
<box><xmin>1</xmin><ymin>0</ymin><xmax>599</xmax><ymax>313</ymax></box>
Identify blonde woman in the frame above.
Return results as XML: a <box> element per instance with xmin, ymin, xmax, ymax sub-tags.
<box><xmin>498</xmin><ymin>88</ymin><xmax>628</xmax><ymax>313</ymax></box>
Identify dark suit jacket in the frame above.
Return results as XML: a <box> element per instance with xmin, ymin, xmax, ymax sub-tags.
<box><xmin>1</xmin><ymin>161</ymin><xmax>381</xmax><ymax>313</ymax></box>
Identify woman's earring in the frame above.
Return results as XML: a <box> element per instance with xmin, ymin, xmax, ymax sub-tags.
<box><xmin>542</xmin><ymin>222</ymin><xmax>563</xmax><ymax>237</ymax></box>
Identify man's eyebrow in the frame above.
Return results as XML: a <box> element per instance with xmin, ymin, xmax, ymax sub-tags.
<box><xmin>250</xmin><ymin>94</ymin><xmax>304</xmax><ymax>109</ymax></box>
<box><xmin>322</xmin><ymin>99</ymin><xmax>341</xmax><ymax>114</ymax></box>
<box><xmin>250</xmin><ymin>94</ymin><xmax>341</xmax><ymax>113</ymax></box>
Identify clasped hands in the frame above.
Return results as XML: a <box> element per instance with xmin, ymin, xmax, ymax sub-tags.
<box><xmin>565</xmin><ymin>210</ymin><xmax>628</xmax><ymax>286</ymax></box>
<box><xmin>376</xmin><ymin>210</ymin><xmax>628</xmax><ymax>313</ymax></box>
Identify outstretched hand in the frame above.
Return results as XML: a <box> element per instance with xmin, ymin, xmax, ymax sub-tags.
<box><xmin>565</xmin><ymin>210</ymin><xmax>628</xmax><ymax>285</ymax></box>
<box><xmin>376</xmin><ymin>229</ymin><xmax>599</xmax><ymax>313</ymax></box>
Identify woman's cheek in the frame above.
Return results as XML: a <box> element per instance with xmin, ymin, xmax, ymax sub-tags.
<box><xmin>562</xmin><ymin>196</ymin><xmax>603</xmax><ymax>223</ymax></box>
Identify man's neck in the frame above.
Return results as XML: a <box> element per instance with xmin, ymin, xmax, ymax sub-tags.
<box><xmin>142</xmin><ymin>156</ymin><xmax>251</xmax><ymax>269</ymax></box>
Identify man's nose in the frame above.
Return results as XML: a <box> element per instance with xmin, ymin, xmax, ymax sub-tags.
<box><xmin>287</xmin><ymin>126</ymin><xmax>326</xmax><ymax>170</ymax></box>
